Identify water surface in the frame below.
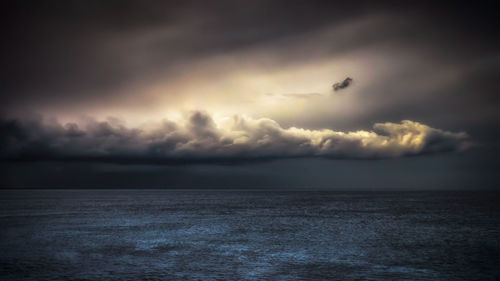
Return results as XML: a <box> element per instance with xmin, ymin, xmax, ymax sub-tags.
<box><xmin>1</xmin><ymin>190</ymin><xmax>499</xmax><ymax>280</ymax></box>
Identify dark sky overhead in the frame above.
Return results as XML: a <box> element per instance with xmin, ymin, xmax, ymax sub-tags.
<box><xmin>0</xmin><ymin>0</ymin><xmax>499</xmax><ymax>189</ymax></box>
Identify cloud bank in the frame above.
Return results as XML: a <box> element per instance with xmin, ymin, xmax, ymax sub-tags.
<box><xmin>0</xmin><ymin>112</ymin><xmax>469</xmax><ymax>164</ymax></box>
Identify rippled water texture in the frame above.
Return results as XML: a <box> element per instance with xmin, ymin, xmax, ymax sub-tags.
<box><xmin>1</xmin><ymin>190</ymin><xmax>499</xmax><ymax>280</ymax></box>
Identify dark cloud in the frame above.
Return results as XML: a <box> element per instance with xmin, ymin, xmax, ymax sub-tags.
<box><xmin>0</xmin><ymin>112</ymin><xmax>469</xmax><ymax>165</ymax></box>
<box><xmin>333</xmin><ymin>77</ymin><xmax>353</xmax><ymax>91</ymax></box>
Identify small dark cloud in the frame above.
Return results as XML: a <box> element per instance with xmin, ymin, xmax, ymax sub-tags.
<box><xmin>333</xmin><ymin>77</ymin><xmax>353</xmax><ymax>91</ymax></box>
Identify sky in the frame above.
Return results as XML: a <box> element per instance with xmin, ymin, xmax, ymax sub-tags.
<box><xmin>1</xmin><ymin>0</ymin><xmax>498</xmax><ymax>189</ymax></box>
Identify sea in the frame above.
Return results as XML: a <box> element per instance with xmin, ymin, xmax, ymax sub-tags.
<box><xmin>1</xmin><ymin>190</ymin><xmax>499</xmax><ymax>280</ymax></box>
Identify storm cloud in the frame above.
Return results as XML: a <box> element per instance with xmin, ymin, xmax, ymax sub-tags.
<box><xmin>0</xmin><ymin>112</ymin><xmax>469</xmax><ymax>164</ymax></box>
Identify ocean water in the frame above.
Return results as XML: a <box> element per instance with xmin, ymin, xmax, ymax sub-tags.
<box><xmin>0</xmin><ymin>190</ymin><xmax>499</xmax><ymax>280</ymax></box>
